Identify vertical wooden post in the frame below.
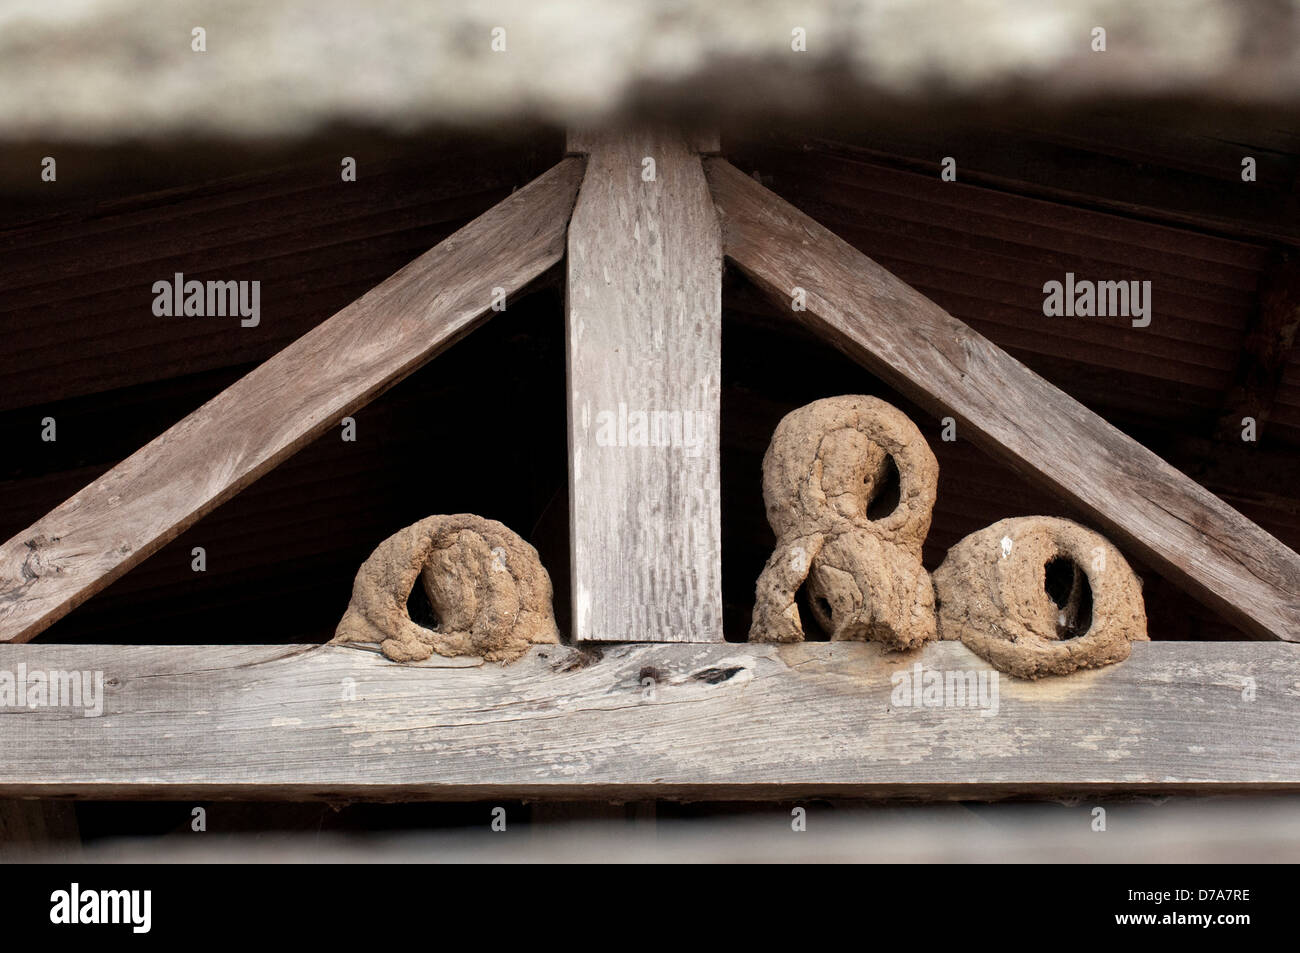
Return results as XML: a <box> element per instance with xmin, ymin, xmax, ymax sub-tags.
<box><xmin>565</xmin><ymin>129</ymin><xmax>723</xmax><ymax>642</ymax></box>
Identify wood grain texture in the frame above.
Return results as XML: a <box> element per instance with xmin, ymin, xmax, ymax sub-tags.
<box><xmin>566</xmin><ymin>131</ymin><xmax>722</xmax><ymax>641</ymax></box>
<box><xmin>705</xmin><ymin>158</ymin><xmax>1300</xmax><ymax>643</ymax></box>
<box><xmin>0</xmin><ymin>158</ymin><xmax>586</xmax><ymax>644</ymax></box>
<box><xmin>0</xmin><ymin>641</ymin><xmax>1296</xmax><ymax>799</ymax></box>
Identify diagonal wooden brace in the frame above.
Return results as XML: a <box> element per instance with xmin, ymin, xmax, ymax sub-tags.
<box><xmin>705</xmin><ymin>157</ymin><xmax>1300</xmax><ymax>642</ymax></box>
<box><xmin>0</xmin><ymin>158</ymin><xmax>586</xmax><ymax>643</ymax></box>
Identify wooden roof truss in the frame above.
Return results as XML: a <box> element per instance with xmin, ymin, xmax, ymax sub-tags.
<box><xmin>1</xmin><ymin>129</ymin><xmax>1297</xmax><ymax>800</ymax></box>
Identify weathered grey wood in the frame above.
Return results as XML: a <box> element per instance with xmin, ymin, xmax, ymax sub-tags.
<box><xmin>705</xmin><ymin>158</ymin><xmax>1300</xmax><ymax>643</ymax></box>
<box><xmin>565</xmin><ymin>130</ymin><xmax>722</xmax><ymax>641</ymax></box>
<box><xmin>0</xmin><ymin>158</ymin><xmax>586</xmax><ymax>644</ymax></box>
<box><xmin>0</xmin><ymin>641</ymin><xmax>1297</xmax><ymax>799</ymax></box>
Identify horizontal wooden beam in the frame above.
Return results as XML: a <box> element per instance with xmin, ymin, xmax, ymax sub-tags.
<box><xmin>705</xmin><ymin>158</ymin><xmax>1300</xmax><ymax>643</ymax></box>
<box><xmin>0</xmin><ymin>157</ymin><xmax>586</xmax><ymax>644</ymax></box>
<box><xmin>1</xmin><ymin>641</ymin><xmax>1297</xmax><ymax>799</ymax></box>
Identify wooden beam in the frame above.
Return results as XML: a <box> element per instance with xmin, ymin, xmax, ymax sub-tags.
<box><xmin>1</xmin><ymin>641</ymin><xmax>1297</xmax><ymax>799</ymax></box>
<box><xmin>565</xmin><ymin>130</ymin><xmax>723</xmax><ymax>641</ymax></box>
<box><xmin>705</xmin><ymin>158</ymin><xmax>1300</xmax><ymax>643</ymax></box>
<box><xmin>0</xmin><ymin>158</ymin><xmax>586</xmax><ymax>644</ymax></box>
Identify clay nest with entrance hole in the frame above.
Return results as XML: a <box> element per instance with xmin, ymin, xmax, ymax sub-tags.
<box><xmin>749</xmin><ymin>395</ymin><xmax>939</xmax><ymax>649</ymax></box>
<box><xmin>933</xmin><ymin>516</ymin><xmax>1148</xmax><ymax>679</ymax></box>
<box><xmin>333</xmin><ymin>514</ymin><xmax>560</xmax><ymax>663</ymax></box>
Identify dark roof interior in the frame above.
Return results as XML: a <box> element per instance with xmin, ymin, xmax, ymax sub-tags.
<box><xmin>3</xmin><ymin>114</ymin><xmax>1296</xmax><ymax>644</ymax></box>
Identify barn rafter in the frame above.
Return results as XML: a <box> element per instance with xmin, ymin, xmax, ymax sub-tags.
<box><xmin>1</xmin><ymin>127</ymin><xmax>1298</xmax><ymax>800</ymax></box>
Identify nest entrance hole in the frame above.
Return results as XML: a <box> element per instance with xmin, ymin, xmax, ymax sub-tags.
<box><xmin>1044</xmin><ymin>556</ymin><xmax>1093</xmax><ymax>639</ymax></box>
<box><xmin>406</xmin><ymin>581</ymin><xmax>440</xmax><ymax>632</ymax></box>
<box><xmin>865</xmin><ymin>453</ymin><xmax>901</xmax><ymax>521</ymax></box>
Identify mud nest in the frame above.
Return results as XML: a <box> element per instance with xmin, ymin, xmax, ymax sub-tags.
<box><xmin>933</xmin><ymin>516</ymin><xmax>1148</xmax><ymax>678</ymax></box>
<box><xmin>749</xmin><ymin>395</ymin><xmax>939</xmax><ymax>649</ymax></box>
<box><xmin>333</xmin><ymin>514</ymin><xmax>560</xmax><ymax>663</ymax></box>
